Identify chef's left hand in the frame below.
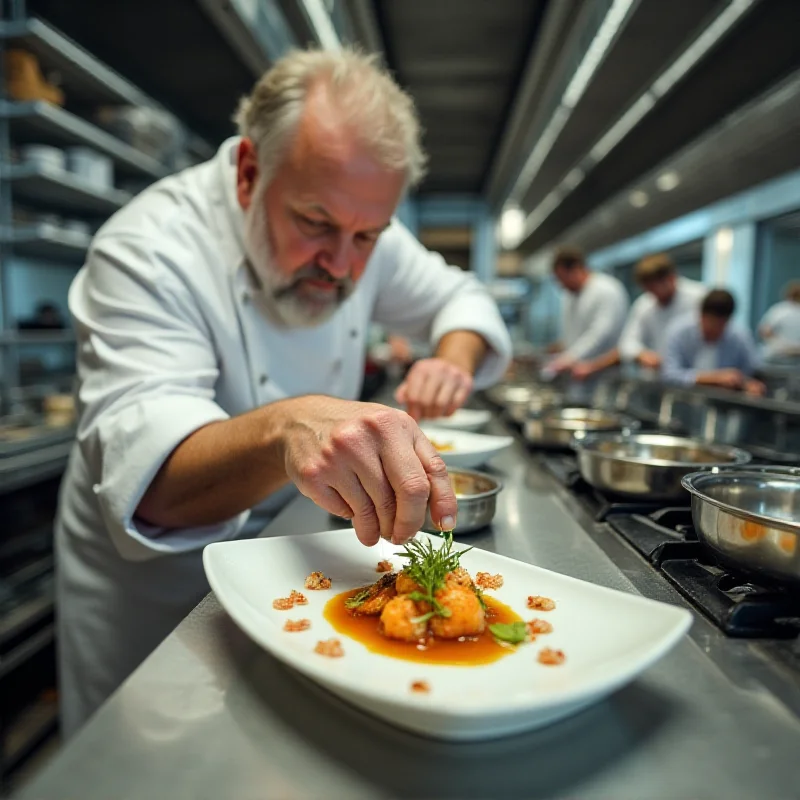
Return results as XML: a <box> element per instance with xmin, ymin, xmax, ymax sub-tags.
<box><xmin>395</xmin><ymin>358</ymin><xmax>473</xmax><ymax>421</ymax></box>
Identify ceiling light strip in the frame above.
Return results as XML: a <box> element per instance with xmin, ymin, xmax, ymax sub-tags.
<box><xmin>301</xmin><ymin>0</ymin><xmax>341</xmax><ymax>51</ymax></box>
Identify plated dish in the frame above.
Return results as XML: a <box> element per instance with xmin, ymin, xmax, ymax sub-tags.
<box><xmin>204</xmin><ymin>530</ymin><xmax>691</xmax><ymax>740</ymax></box>
<box><xmin>421</xmin><ymin>426</ymin><xmax>514</xmax><ymax>469</ymax></box>
<box><xmin>423</xmin><ymin>408</ymin><xmax>492</xmax><ymax>432</ymax></box>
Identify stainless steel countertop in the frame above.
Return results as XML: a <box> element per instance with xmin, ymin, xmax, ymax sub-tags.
<box><xmin>18</xmin><ymin>429</ymin><xmax>800</xmax><ymax>799</ymax></box>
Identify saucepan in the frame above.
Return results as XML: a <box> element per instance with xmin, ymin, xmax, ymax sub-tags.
<box><xmin>484</xmin><ymin>383</ymin><xmax>564</xmax><ymax>424</ymax></box>
<box><xmin>524</xmin><ymin>407</ymin><xmax>641</xmax><ymax>450</ymax></box>
<box><xmin>573</xmin><ymin>433</ymin><xmax>752</xmax><ymax>502</ymax></box>
<box><xmin>681</xmin><ymin>466</ymin><xmax>800</xmax><ymax>585</ymax></box>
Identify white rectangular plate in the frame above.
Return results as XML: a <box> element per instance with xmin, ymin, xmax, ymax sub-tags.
<box><xmin>420</xmin><ymin>426</ymin><xmax>514</xmax><ymax>468</ymax></box>
<box><xmin>204</xmin><ymin>530</ymin><xmax>691</xmax><ymax>741</ymax></box>
<box><xmin>424</xmin><ymin>408</ymin><xmax>492</xmax><ymax>432</ymax></box>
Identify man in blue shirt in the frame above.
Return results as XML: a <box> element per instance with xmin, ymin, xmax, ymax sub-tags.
<box><xmin>662</xmin><ymin>289</ymin><xmax>766</xmax><ymax>395</ymax></box>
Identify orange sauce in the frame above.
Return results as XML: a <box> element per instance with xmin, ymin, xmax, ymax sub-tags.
<box><xmin>324</xmin><ymin>588</ymin><xmax>522</xmax><ymax>666</ymax></box>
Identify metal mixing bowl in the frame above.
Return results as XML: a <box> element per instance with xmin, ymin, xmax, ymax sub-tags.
<box><xmin>524</xmin><ymin>407</ymin><xmax>641</xmax><ymax>449</ymax></box>
<box><xmin>423</xmin><ymin>468</ymin><xmax>503</xmax><ymax>534</ymax></box>
<box><xmin>681</xmin><ymin>468</ymin><xmax>800</xmax><ymax>584</ymax></box>
<box><xmin>574</xmin><ymin>433</ymin><xmax>752</xmax><ymax>501</ymax></box>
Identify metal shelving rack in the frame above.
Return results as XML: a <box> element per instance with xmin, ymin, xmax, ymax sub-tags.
<box><xmin>0</xmin><ymin>5</ymin><xmax>213</xmax><ymax>785</ymax></box>
<box><xmin>0</xmin><ymin>11</ymin><xmax>211</xmax><ymax>409</ymax></box>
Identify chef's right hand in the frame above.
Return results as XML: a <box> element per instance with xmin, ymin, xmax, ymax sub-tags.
<box><xmin>712</xmin><ymin>368</ymin><xmax>745</xmax><ymax>389</ymax></box>
<box><xmin>281</xmin><ymin>396</ymin><xmax>457</xmax><ymax>547</ymax></box>
<box><xmin>637</xmin><ymin>350</ymin><xmax>662</xmax><ymax>369</ymax></box>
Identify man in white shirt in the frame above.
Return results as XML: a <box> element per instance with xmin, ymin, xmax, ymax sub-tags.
<box><xmin>546</xmin><ymin>246</ymin><xmax>629</xmax><ymax>374</ymax></box>
<box><xmin>572</xmin><ymin>253</ymin><xmax>705</xmax><ymax>379</ymax></box>
<box><xmin>759</xmin><ymin>280</ymin><xmax>800</xmax><ymax>361</ymax></box>
<box><xmin>56</xmin><ymin>49</ymin><xmax>511</xmax><ymax>735</ymax></box>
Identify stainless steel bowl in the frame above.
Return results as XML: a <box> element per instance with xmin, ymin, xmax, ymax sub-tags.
<box><xmin>423</xmin><ymin>468</ymin><xmax>503</xmax><ymax>534</ymax></box>
<box><xmin>485</xmin><ymin>383</ymin><xmax>563</xmax><ymax>423</ymax></box>
<box><xmin>524</xmin><ymin>407</ymin><xmax>641</xmax><ymax>449</ymax></box>
<box><xmin>574</xmin><ymin>433</ymin><xmax>752</xmax><ymax>501</ymax></box>
<box><xmin>682</xmin><ymin>468</ymin><xmax>800</xmax><ymax>584</ymax></box>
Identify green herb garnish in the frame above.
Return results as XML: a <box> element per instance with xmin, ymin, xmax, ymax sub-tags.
<box><xmin>344</xmin><ymin>587</ymin><xmax>371</xmax><ymax>609</ymax></box>
<box><xmin>489</xmin><ymin>621</ymin><xmax>528</xmax><ymax>645</ymax></box>
<box><xmin>398</xmin><ymin>532</ymin><xmax>471</xmax><ymax>621</ymax></box>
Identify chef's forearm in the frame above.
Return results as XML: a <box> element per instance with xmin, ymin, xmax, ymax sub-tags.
<box><xmin>136</xmin><ymin>400</ymin><xmax>298</xmax><ymax>528</ymax></box>
<box><xmin>434</xmin><ymin>330</ymin><xmax>488</xmax><ymax>375</ymax></box>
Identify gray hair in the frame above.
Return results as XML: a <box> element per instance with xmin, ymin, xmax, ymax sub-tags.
<box><xmin>235</xmin><ymin>48</ymin><xmax>427</xmax><ymax>189</ymax></box>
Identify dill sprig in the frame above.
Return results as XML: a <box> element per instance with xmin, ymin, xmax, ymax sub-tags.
<box><xmin>398</xmin><ymin>532</ymin><xmax>472</xmax><ymax>622</ymax></box>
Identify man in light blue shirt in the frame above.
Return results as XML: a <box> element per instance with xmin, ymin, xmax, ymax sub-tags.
<box><xmin>662</xmin><ymin>289</ymin><xmax>766</xmax><ymax>395</ymax></box>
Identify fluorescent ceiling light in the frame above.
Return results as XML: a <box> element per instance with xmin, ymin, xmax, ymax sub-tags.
<box><xmin>652</xmin><ymin>0</ymin><xmax>755</xmax><ymax>98</ymax></box>
<box><xmin>301</xmin><ymin>0</ymin><xmax>341</xmax><ymax>51</ymax></box>
<box><xmin>499</xmin><ymin>204</ymin><xmax>526</xmax><ymax>250</ymax></box>
<box><xmin>562</xmin><ymin>168</ymin><xmax>585</xmax><ymax>192</ymax></box>
<box><xmin>589</xmin><ymin>92</ymin><xmax>656</xmax><ymax>162</ymax></box>
<box><xmin>509</xmin><ymin>0</ymin><xmax>637</xmax><ymax>202</ymax></box>
<box><xmin>656</xmin><ymin>170</ymin><xmax>680</xmax><ymax>191</ymax></box>
<box><xmin>523</xmin><ymin>189</ymin><xmax>564</xmax><ymax>238</ymax></box>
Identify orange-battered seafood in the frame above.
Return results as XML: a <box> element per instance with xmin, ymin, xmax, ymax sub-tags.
<box><xmin>345</xmin><ymin>571</ymin><xmax>398</xmax><ymax>616</ymax></box>
<box><xmin>538</xmin><ymin>647</ymin><xmax>566</xmax><ymax>666</ymax></box>
<box><xmin>304</xmin><ymin>571</ymin><xmax>332</xmax><ymax>590</ymax></box>
<box><xmin>527</xmin><ymin>595</ymin><xmax>556</xmax><ymax>611</ymax></box>
<box><xmin>283</xmin><ymin>619</ymin><xmax>311</xmax><ymax>632</ymax></box>
<box><xmin>314</xmin><ymin>639</ymin><xmax>344</xmax><ymax>658</ymax></box>
<box><xmin>376</xmin><ymin>560</ymin><xmax>393</xmax><ymax>573</ymax></box>
<box><xmin>476</xmin><ymin>572</ymin><xmax>503</xmax><ymax>590</ymax></box>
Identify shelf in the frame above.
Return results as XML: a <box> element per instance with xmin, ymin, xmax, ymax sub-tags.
<box><xmin>0</xmin><ymin>224</ymin><xmax>87</xmax><ymax>263</ymax></box>
<box><xmin>0</xmin><ymin>623</ymin><xmax>55</xmax><ymax>679</ymax></box>
<box><xmin>0</xmin><ymin>591</ymin><xmax>54</xmax><ymax>647</ymax></box>
<box><xmin>0</xmin><ymin>17</ymin><xmax>151</xmax><ymax>108</ymax></box>
<box><xmin>2</xmin><ymin>163</ymin><xmax>131</xmax><ymax>215</ymax></box>
<box><xmin>0</xmin><ymin>100</ymin><xmax>169</xmax><ymax>180</ymax></box>
<box><xmin>0</xmin><ymin>331</ymin><xmax>76</xmax><ymax>346</ymax></box>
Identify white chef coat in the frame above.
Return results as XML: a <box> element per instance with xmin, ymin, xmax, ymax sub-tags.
<box><xmin>618</xmin><ymin>277</ymin><xmax>706</xmax><ymax>362</ymax></box>
<box><xmin>55</xmin><ymin>137</ymin><xmax>512</xmax><ymax>736</ymax></box>
<box><xmin>760</xmin><ymin>300</ymin><xmax>800</xmax><ymax>360</ymax></box>
<box><xmin>560</xmin><ymin>272</ymin><xmax>629</xmax><ymax>361</ymax></box>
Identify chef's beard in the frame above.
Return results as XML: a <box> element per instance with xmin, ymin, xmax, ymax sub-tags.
<box><xmin>242</xmin><ymin>192</ymin><xmax>356</xmax><ymax>328</ymax></box>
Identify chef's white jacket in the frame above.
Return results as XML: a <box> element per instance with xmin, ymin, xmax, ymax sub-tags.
<box><xmin>560</xmin><ymin>272</ymin><xmax>629</xmax><ymax>361</ymax></box>
<box><xmin>56</xmin><ymin>137</ymin><xmax>511</xmax><ymax>735</ymax></box>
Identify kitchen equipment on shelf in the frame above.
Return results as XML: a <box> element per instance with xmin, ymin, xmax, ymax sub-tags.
<box><xmin>94</xmin><ymin>106</ymin><xmax>185</xmax><ymax>164</ymax></box>
<box><xmin>65</xmin><ymin>147</ymin><xmax>113</xmax><ymax>190</ymax></box>
<box><xmin>681</xmin><ymin>467</ymin><xmax>800</xmax><ymax>585</ymax></box>
<box><xmin>3</xmin><ymin>49</ymin><xmax>64</xmax><ymax>105</ymax></box>
<box><xmin>422</xmin><ymin>467</ymin><xmax>503</xmax><ymax>534</ymax></box>
<box><xmin>524</xmin><ymin>407</ymin><xmax>640</xmax><ymax>449</ymax></box>
<box><xmin>574</xmin><ymin>433</ymin><xmax>752</xmax><ymax>502</ymax></box>
<box><xmin>19</xmin><ymin>145</ymin><xmax>66</xmax><ymax>173</ymax></box>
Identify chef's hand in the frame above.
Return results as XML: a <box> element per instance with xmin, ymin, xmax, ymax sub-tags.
<box><xmin>637</xmin><ymin>350</ymin><xmax>662</xmax><ymax>369</ymax></box>
<box><xmin>395</xmin><ymin>358</ymin><xmax>473</xmax><ymax>421</ymax></box>
<box><xmin>706</xmin><ymin>368</ymin><xmax>745</xmax><ymax>389</ymax></box>
<box><xmin>744</xmin><ymin>379</ymin><xmax>767</xmax><ymax>397</ymax></box>
<box><xmin>282</xmin><ymin>396</ymin><xmax>457</xmax><ymax>546</ymax></box>
<box><xmin>571</xmin><ymin>361</ymin><xmax>596</xmax><ymax>381</ymax></box>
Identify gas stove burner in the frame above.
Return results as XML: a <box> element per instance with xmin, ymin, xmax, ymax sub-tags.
<box><xmin>716</xmin><ymin>573</ymin><xmax>766</xmax><ymax>596</ymax></box>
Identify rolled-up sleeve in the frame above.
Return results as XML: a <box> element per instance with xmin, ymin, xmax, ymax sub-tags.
<box><xmin>618</xmin><ymin>296</ymin><xmax>649</xmax><ymax>362</ymax></box>
<box><xmin>72</xmin><ymin>233</ymin><xmax>249</xmax><ymax>561</ymax></box>
<box><xmin>371</xmin><ymin>221</ymin><xmax>512</xmax><ymax>388</ymax></box>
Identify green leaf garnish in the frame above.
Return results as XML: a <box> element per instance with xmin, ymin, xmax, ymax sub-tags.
<box><xmin>344</xmin><ymin>587</ymin><xmax>371</xmax><ymax>609</ymax></box>
<box><xmin>489</xmin><ymin>621</ymin><xmax>528</xmax><ymax>645</ymax></box>
<box><xmin>397</xmin><ymin>532</ymin><xmax>471</xmax><ymax>620</ymax></box>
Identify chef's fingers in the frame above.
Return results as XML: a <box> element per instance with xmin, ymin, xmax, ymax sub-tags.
<box><xmin>403</xmin><ymin>369</ymin><xmax>430</xmax><ymax>421</ymax></box>
<box><xmin>379</xmin><ymin>437</ymin><xmax>432</xmax><ymax>544</ymax></box>
<box><xmin>333</xmin><ymin>471</ymin><xmax>382</xmax><ymax>547</ymax></box>
<box><xmin>394</xmin><ymin>382</ymin><xmax>408</xmax><ymax>405</ymax></box>
<box><xmin>414</xmin><ymin>370</ymin><xmax>442</xmax><ymax>418</ymax></box>
<box><xmin>343</xmin><ymin>450</ymin><xmax>396</xmax><ymax>543</ymax></box>
<box><xmin>414</xmin><ymin>433</ymin><xmax>457</xmax><ymax>534</ymax></box>
<box><xmin>296</xmin><ymin>482</ymin><xmax>353</xmax><ymax>521</ymax></box>
<box><xmin>444</xmin><ymin>379</ymin><xmax>471</xmax><ymax>417</ymax></box>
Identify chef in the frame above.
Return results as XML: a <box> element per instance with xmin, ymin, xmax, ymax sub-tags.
<box><xmin>56</xmin><ymin>48</ymin><xmax>511</xmax><ymax>735</ymax></box>
<box><xmin>662</xmin><ymin>289</ymin><xmax>764</xmax><ymax>394</ymax></box>
<box><xmin>545</xmin><ymin>246</ymin><xmax>629</xmax><ymax>375</ymax></box>
<box><xmin>759</xmin><ymin>280</ymin><xmax>800</xmax><ymax>361</ymax></box>
<box><xmin>571</xmin><ymin>253</ymin><xmax>705</xmax><ymax>379</ymax></box>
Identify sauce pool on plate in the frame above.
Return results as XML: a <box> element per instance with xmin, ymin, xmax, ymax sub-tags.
<box><xmin>324</xmin><ymin>588</ymin><xmax>522</xmax><ymax>666</ymax></box>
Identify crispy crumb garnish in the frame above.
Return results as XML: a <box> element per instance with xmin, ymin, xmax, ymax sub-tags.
<box><xmin>527</xmin><ymin>595</ymin><xmax>556</xmax><ymax>611</ymax></box>
<box><xmin>314</xmin><ymin>638</ymin><xmax>344</xmax><ymax>658</ymax></box>
<box><xmin>527</xmin><ymin>618</ymin><xmax>553</xmax><ymax>635</ymax></box>
<box><xmin>290</xmin><ymin>590</ymin><xmax>308</xmax><ymax>605</ymax></box>
<box><xmin>273</xmin><ymin>590</ymin><xmax>308</xmax><ymax>610</ymax></box>
<box><xmin>538</xmin><ymin>647</ymin><xmax>566</xmax><ymax>666</ymax></box>
<box><xmin>283</xmin><ymin>619</ymin><xmax>311</xmax><ymax>632</ymax></box>
<box><xmin>376</xmin><ymin>560</ymin><xmax>393</xmax><ymax>573</ymax></box>
<box><xmin>304</xmin><ymin>571</ymin><xmax>332</xmax><ymax>590</ymax></box>
<box><xmin>476</xmin><ymin>572</ymin><xmax>504</xmax><ymax>590</ymax></box>
<box><xmin>410</xmin><ymin>680</ymin><xmax>430</xmax><ymax>694</ymax></box>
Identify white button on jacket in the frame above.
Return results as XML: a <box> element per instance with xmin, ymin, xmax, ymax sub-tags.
<box><xmin>56</xmin><ymin>138</ymin><xmax>512</xmax><ymax>735</ymax></box>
